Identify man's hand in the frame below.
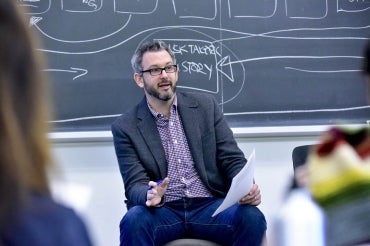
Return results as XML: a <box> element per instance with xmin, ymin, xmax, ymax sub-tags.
<box><xmin>146</xmin><ymin>177</ymin><xmax>170</xmax><ymax>207</ymax></box>
<box><xmin>239</xmin><ymin>183</ymin><xmax>261</xmax><ymax>206</ymax></box>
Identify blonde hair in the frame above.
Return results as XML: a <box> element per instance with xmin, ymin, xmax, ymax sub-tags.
<box><xmin>0</xmin><ymin>1</ymin><xmax>52</xmax><ymax>225</ymax></box>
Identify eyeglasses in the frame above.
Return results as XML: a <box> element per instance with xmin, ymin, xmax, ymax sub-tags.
<box><xmin>140</xmin><ymin>64</ymin><xmax>178</xmax><ymax>76</ymax></box>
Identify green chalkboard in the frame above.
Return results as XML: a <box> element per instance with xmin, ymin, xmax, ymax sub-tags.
<box><xmin>21</xmin><ymin>0</ymin><xmax>370</xmax><ymax>131</ymax></box>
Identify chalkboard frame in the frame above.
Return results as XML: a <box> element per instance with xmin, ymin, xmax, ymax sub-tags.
<box><xmin>48</xmin><ymin>124</ymin><xmax>369</xmax><ymax>142</ymax></box>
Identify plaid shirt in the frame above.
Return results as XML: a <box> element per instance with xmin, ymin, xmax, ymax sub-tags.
<box><xmin>148</xmin><ymin>96</ymin><xmax>213</xmax><ymax>202</ymax></box>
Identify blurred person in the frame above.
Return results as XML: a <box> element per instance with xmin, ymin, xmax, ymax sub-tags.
<box><xmin>112</xmin><ymin>40</ymin><xmax>266</xmax><ymax>246</ymax></box>
<box><xmin>290</xmin><ymin>38</ymin><xmax>370</xmax><ymax>246</ymax></box>
<box><xmin>0</xmin><ymin>1</ymin><xmax>92</xmax><ymax>245</ymax></box>
<box><xmin>294</xmin><ymin>37</ymin><xmax>370</xmax><ymax>189</ymax></box>
<box><xmin>308</xmin><ymin>126</ymin><xmax>370</xmax><ymax>246</ymax></box>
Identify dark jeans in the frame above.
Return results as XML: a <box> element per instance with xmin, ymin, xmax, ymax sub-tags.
<box><xmin>120</xmin><ymin>197</ymin><xmax>266</xmax><ymax>246</ymax></box>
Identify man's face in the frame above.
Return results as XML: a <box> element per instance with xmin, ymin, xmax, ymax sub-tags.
<box><xmin>137</xmin><ymin>50</ymin><xmax>178</xmax><ymax>102</ymax></box>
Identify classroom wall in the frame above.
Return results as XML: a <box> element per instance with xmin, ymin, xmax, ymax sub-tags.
<box><xmin>49</xmin><ymin>128</ymin><xmax>325</xmax><ymax>246</ymax></box>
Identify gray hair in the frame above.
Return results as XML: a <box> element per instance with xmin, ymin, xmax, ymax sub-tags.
<box><xmin>131</xmin><ymin>40</ymin><xmax>176</xmax><ymax>73</ymax></box>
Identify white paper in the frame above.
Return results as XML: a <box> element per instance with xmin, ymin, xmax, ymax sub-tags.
<box><xmin>212</xmin><ymin>149</ymin><xmax>256</xmax><ymax>217</ymax></box>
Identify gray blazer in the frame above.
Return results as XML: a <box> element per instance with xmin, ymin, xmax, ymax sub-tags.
<box><xmin>111</xmin><ymin>91</ymin><xmax>247</xmax><ymax>209</ymax></box>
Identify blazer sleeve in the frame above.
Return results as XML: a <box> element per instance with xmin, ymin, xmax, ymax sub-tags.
<box><xmin>111</xmin><ymin>114</ymin><xmax>151</xmax><ymax>209</ymax></box>
<box><xmin>211</xmin><ymin>95</ymin><xmax>247</xmax><ymax>179</ymax></box>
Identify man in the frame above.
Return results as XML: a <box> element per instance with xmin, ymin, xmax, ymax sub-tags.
<box><xmin>111</xmin><ymin>40</ymin><xmax>266</xmax><ymax>246</ymax></box>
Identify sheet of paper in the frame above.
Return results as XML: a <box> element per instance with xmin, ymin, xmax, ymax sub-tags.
<box><xmin>212</xmin><ymin>149</ymin><xmax>256</xmax><ymax>217</ymax></box>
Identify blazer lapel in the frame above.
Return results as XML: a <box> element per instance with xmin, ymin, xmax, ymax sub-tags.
<box><xmin>136</xmin><ymin>98</ymin><xmax>168</xmax><ymax>178</ymax></box>
<box><xmin>177</xmin><ymin>93</ymin><xmax>207</xmax><ymax>177</ymax></box>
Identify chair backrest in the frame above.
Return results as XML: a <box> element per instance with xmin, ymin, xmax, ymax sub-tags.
<box><xmin>292</xmin><ymin>144</ymin><xmax>316</xmax><ymax>170</ymax></box>
<box><xmin>164</xmin><ymin>239</ymin><xmax>222</xmax><ymax>246</ymax></box>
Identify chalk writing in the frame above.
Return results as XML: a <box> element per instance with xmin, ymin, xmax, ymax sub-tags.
<box><xmin>18</xmin><ymin>0</ymin><xmax>369</xmax><ymax>129</ymax></box>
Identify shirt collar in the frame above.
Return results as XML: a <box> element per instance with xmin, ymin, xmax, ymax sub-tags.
<box><xmin>147</xmin><ymin>94</ymin><xmax>177</xmax><ymax>118</ymax></box>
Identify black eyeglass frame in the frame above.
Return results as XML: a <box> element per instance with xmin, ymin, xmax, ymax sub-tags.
<box><xmin>140</xmin><ymin>64</ymin><xmax>178</xmax><ymax>76</ymax></box>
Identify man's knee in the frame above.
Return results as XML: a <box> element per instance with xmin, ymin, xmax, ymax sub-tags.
<box><xmin>120</xmin><ymin>205</ymin><xmax>151</xmax><ymax>230</ymax></box>
<box><xmin>239</xmin><ymin>206</ymin><xmax>267</xmax><ymax>231</ymax></box>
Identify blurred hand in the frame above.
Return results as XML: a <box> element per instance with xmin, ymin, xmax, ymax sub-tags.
<box><xmin>146</xmin><ymin>177</ymin><xmax>169</xmax><ymax>207</ymax></box>
<box><xmin>239</xmin><ymin>183</ymin><xmax>261</xmax><ymax>206</ymax></box>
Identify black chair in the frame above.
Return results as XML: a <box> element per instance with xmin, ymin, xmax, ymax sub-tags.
<box><xmin>292</xmin><ymin>144</ymin><xmax>316</xmax><ymax>171</ymax></box>
<box><xmin>164</xmin><ymin>239</ymin><xmax>221</xmax><ymax>246</ymax></box>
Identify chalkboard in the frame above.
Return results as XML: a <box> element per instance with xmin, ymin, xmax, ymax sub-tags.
<box><xmin>21</xmin><ymin>0</ymin><xmax>370</xmax><ymax>132</ymax></box>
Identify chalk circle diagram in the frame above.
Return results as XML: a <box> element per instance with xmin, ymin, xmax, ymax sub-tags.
<box><xmin>136</xmin><ymin>28</ymin><xmax>246</xmax><ymax>106</ymax></box>
<box><xmin>25</xmin><ymin>1</ymin><xmax>132</xmax><ymax>51</ymax></box>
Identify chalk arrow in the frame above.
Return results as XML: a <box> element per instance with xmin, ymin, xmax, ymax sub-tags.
<box><xmin>29</xmin><ymin>16</ymin><xmax>42</xmax><ymax>27</ymax></box>
<box><xmin>216</xmin><ymin>56</ymin><xmax>234</xmax><ymax>82</ymax></box>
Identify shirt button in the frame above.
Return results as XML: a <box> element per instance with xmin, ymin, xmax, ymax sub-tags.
<box><xmin>173</xmin><ymin>139</ymin><xmax>178</xmax><ymax>144</ymax></box>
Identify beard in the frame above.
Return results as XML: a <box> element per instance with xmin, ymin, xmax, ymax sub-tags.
<box><xmin>144</xmin><ymin>79</ymin><xmax>177</xmax><ymax>101</ymax></box>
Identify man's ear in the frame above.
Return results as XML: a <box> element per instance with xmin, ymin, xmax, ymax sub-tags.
<box><xmin>134</xmin><ymin>73</ymin><xmax>144</xmax><ymax>88</ymax></box>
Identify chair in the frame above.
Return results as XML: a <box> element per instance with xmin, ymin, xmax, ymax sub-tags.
<box><xmin>292</xmin><ymin>144</ymin><xmax>315</xmax><ymax>170</ymax></box>
<box><xmin>163</xmin><ymin>239</ymin><xmax>221</xmax><ymax>246</ymax></box>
